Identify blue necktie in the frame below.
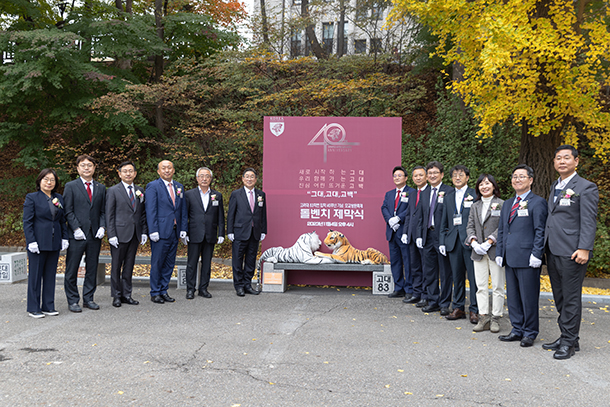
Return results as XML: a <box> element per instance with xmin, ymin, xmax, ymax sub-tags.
<box><xmin>128</xmin><ymin>185</ymin><xmax>135</xmax><ymax>210</ymax></box>
<box><xmin>428</xmin><ymin>187</ymin><xmax>437</xmax><ymax>227</ymax></box>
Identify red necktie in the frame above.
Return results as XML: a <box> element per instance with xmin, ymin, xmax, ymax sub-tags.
<box><xmin>416</xmin><ymin>189</ymin><xmax>421</xmax><ymax>207</ymax></box>
<box><xmin>509</xmin><ymin>196</ymin><xmax>521</xmax><ymax>223</ymax></box>
<box><xmin>394</xmin><ymin>190</ymin><xmax>400</xmax><ymax>211</ymax></box>
<box><xmin>86</xmin><ymin>182</ymin><xmax>92</xmax><ymax>202</ymax></box>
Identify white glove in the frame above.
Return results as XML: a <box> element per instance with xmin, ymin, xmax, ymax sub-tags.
<box><xmin>495</xmin><ymin>256</ymin><xmax>503</xmax><ymax>267</ymax></box>
<box><xmin>472</xmin><ymin>241</ymin><xmax>486</xmax><ymax>256</ymax></box>
<box><xmin>260</xmin><ymin>233</ymin><xmax>266</xmax><ymax>241</ymax></box>
<box><xmin>109</xmin><ymin>237</ymin><xmax>119</xmax><ymax>248</ymax></box>
<box><xmin>388</xmin><ymin>216</ymin><xmax>400</xmax><ymax>228</ymax></box>
<box><xmin>416</xmin><ymin>238</ymin><xmax>423</xmax><ymax>249</ymax></box>
<box><xmin>392</xmin><ymin>223</ymin><xmax>400</xmax><ymax>232</ymax></box>
<box><xmin>480</xmin><ymin>241</ymin><xmax>492</xmax><ymax>252</ymax></box>
<box><xmin>150</xmin><ymin>232</ymin><xmax>160</xmax><ymax>242</ymax></box>
<box><xmin>401</xmin><ymin>234</ymin><xmax>408</xmax><ymax>245</ymax></box>
<box><xmin>28</xmin><ymin>242</ymin><xmax>40</xmax><ymax>254</ymax></box>
<box><xmin>439</xmin><ymin>245</ymin><xmax>447</xmax><ymax>256</ymax></box>
<box><xmin>140</xmin><ymin>234</ymin><xmax>148</xmax><ymax>245</ymax></box>
<box><xmin>73</xmin><ymin>228</ymin><xmax>86</xmax><ymax>240</ymax></box>
<box><xmin>95</xmin><ymin>227</ymin><xmax>105</xmax><ymax>239</ymax></box>
<box><xmin>228</xmin><ymin>233</ymin><xmax>234</xmax><ymax>242</ymax></box>
<box><xmin>61</xmin><ymin>239</ymin><xmax>69</xmax><ymax>251</ymax></box>
<box><xmin>180</xmin><ymin>231</ymin><xmax>187</xmax><ymax>239</ymax></box>
<box><xmin>181</xmin><ymin>235</ymin><xmax>189</xmax><ymax>245</ymax></box>
<box><xmin>217</xmin><ymin>236</ymin><xmax>224</xmax><ymax>244</ymax></box>
<box><xmin>529</xmin><ymin>254</ymin><xmax>542</xmax><ymax>268</ymax></box>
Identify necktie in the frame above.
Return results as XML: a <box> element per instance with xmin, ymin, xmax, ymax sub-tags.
<box><xmin>128</xmin><ymin>185</ymin><xmax>135</xmax><ymax>209</ymax></box>
<box><xmin>394</xmin><ymin>189</ymin><xmax>400</xmax><ymax>211</ymax></box>
<box><xmin>416</xmin><ymin>189</ymin><xmax>420</xmax><ymax>207</ymax></box>
<box><xmin>86</xmin><ymin>182</ymin><xmax>92</xmax><ymax>202</ymax></box>
<box><xmin>168</xmin><ymin>182</ymin><xmax>175</xmax><ymax>206</ymax></box>
<box><xmin>509</xmin><ymin>196</ymin><xmax>521</xmax><ymax>223</ymax></box>
<box><xmin>553</xmin><ymin>188</ymin><xmax>562</xmax><ymax>203</ymax></box>
<box><xmin>249</xmin><ymin>190</ymin><xmax>255</xmax><ymax>212</ymax></box>
<box><xmin>428</xmin><ymin>187</ymin><xmax>437</xmax><ymax>227</ymax></box>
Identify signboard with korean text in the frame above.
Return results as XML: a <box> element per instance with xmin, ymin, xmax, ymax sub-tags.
<box><xmin>262</xmin><ymin>116</ymin><xmax>402</xmax><ymax>286</ymax></box>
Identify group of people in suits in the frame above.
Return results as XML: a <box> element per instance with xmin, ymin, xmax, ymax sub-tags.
<box><xmin>23</xmin><ymin>156</ymin><xmax>267</xmax><ymax>319</ymax></box>
<box><xmin>382</xmin><ymin>145</ymin><xmax>598</xmax><ymax>360</ymax></box>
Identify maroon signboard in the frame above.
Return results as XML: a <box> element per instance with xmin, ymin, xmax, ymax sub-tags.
<box><xmin>262</xmin><ymin>116</ymin><xmax>402</xmax><ymax>286</ymax></box>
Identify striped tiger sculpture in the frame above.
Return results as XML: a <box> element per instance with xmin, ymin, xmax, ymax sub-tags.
<box><xmin>314</xmin><ymin>229</ymin><xmax>390</xmax><ymax>265</ymax></box>
<box><xmin>256</xmin><ymin>231</ymin><xmax>333</xmax><ymax>270</ymax></box>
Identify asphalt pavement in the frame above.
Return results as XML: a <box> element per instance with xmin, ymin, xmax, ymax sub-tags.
<box><xmin>1</xmin><ymin>279</ymin><xmax>609</xmax><ymax>406</ymax></box>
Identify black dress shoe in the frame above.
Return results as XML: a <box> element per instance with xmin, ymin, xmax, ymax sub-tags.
<box><xmin>499</xmin><ymin>332</ymin><xmax>523</xmax><ymax>342</ymax></box>
<box><xmin>440</xmin><ymin>307</ymin><xmax>451</xmax><ymax>316</ymax></box>
<box><xmin>403</xmin><ymin>296</ymin><xmax>420</xmax><ymax>304</ymax></box>
<box><xmin>415</xmin><ymin>299</ymin><xmax>428</xmax><ymax>308</ymax></box>
<box><xmin>121</xmin><ymin>297</ymin><xmax>139</xmax><ymax>305</ymax></box>
<box><xmin>244</xmin><ymin>286</ymin><xmax>260</xmax><ymax>295</ymax></box>
<box><xmin>553</xmin><ymin>345</ymin><xmax>576</xmax><ymax>360</ymax></box>
<box><xmin>83</xmin><ymin>301</ymin><xmax>100</xmax><ymax>310</ymax></box>
<box><xmin>520</xmin><ymin>337</ymin><xmax>534</xmax><ymax>347</ymax></box>
<box><xmin>403</xmin><ymin>293</ymin><xmax>413</xmax><ymax>301</ymax></box>
<box><xmin>236</xmin><ymin>288</ymin><xmax>245</xmax><ymax>297</ymax></box>
<box><xmin>161</xmin><ymin>294</ymin><xmax>175</xmax><ymax>302</ymax></box>
<box><xmin>68</xmin><ymin>303</ymin><xmax>82</xmax><ymax>313</ymax></box>
<box><xmin>112</xmin><ymin>298</ymin><xmax>121</xmax><ymax>307</ymax></box>
<box><xmin>186</xmin><ymin>290</ymin><xmax>195</xmax><ymax>300</ymax></box>
<box><xmin>388</xmin><ymin>291</ymin><xmax>405</xmax><ymax>298</ymax></box>
<box><xmin>198</xmin><ymin>289</ymin><xmax>212</xmax><ymax>298</ymax></box>
<box><xmin>151</xmin><ymin>295</ymin><xmax>165</xmax><ymax>304</ymax></box>
<box><xmin>542</xmin><ymin>338</ymin><xmax>580</xmax><ymax>352</ymax></box>
<box><xmin>422</xmin><ymin>304</ymin><xmax>440</xmax><ymax>313</ymax></box>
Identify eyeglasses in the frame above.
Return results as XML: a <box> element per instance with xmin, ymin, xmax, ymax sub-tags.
<box><xmin>243</xmin><ymin>175</ymin><xmax>256</xmax><ymax>180</ymax></box>
<box><xmin>427</xmin><ymin>171</ymin><xmax>441</xmax><ymax>175</ymax></box>
<box><xmin>120</xmin><ymin>169</ymin><xmax>135</xmax><ymax>174</ymax></box>
<box><xmin>42</xmin><ymin>177</ymin><xmax>55</xmax><ymax>183</ymax></box>
<box><xmin>452</xmin><ymin>173</ymin><xmax>466</xmax><ymax>179</ymax></box>
<box><xmin>393</xmin><ymin>174</ymin><xmax>405</xmax><ymax>178</ymax></box>
<box><xmin>512</xmin><ymin>175</ymin><xmax>530</xmax><ymax>180</ymax></box>
<box><xmin>79</xmin><ymin>163</ymin><xmax>94</xmax><ymax>169</ymax></box>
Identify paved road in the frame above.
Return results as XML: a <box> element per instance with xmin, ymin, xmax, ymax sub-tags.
<box><xmin>1</xmin><ymin>280</ymin><xmax>609</xmax><ymax>406</ymax></box>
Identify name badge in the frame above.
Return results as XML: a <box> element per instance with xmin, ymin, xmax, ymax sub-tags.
<box><xmin>437</xmin><ymin>197</ymin><xmax>444</xmax><ymax>204</ymax></box>
<box><xmin>212</xmin><ymin>201</ymin><xmax>219</xmax><ymax>206</ymax></box>
<box><xmin>517</xmin><ymin>209</ymin><xmax>529</xmax><ymax>217</ymax></box>
<box><xmin>559</xmin><ymin>198</ymin><xmax>571</xmax><ymax>206</ymax></box>
<box><xmin>464</xmin><ymin>201</ymin><xmax>473</xmax><ymax>208</ymax></box>
<box><xmin>491</xmin><ymin>210</ymin><xmax>501</xmax><ymax>217</ymax></box>
<box><xmin>258</xmin><ymin>202</ymin><xmax>263</xmax><ymax>207</ymax></box>
<box><xmin>401</xmin><ymin>197</ymin><xmax>408</xmax><ymax>203</ymax></box>
<box><xmin>453</xmin><ymin>214</ymin><xmax>462</xmax><ymax>226</ymax></box>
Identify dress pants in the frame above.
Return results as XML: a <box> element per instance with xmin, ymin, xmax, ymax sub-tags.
<box><xmin>422</xmin><ymin>228</ymin><xmax>452</xmax><ymax>308</ymax></box>
<box><xmin>186</xmin><ymin>240</ymin><xmax>215</xmax><ymax>292</ymax></box>
<box><xmin>232</xmin><ymin>234</ymin><xmax>259</xmax><ymax>290</ymax></box>
<box><xmin>408</xmin><ymin>241</ymin><xmax>425</xmax><ymax>300</ymax></box>
<box><xmin>110</xmin><ymin>234</ymin><xmax>139</xmax><ymax>299</ymax></box>
<box><xmin>388</xmin><ymin>231</ymin><xmax>411</xmax><ymax>293</ymax></box>
<box><xmin>505</xmin><ymin>265</ymin><xmax>540</xmax><ymax>339</ymax></box>
<box><xmin>447</xmin><ymin>243</ymin><xmax>478</xmax><ymax>313</ymax></box>
<box><xmin>27</xmin><ymin>250</ymin><xmax>59</xmax><ymax>313</ymax></box>
<box><xmin>473</xmin><ymin>254</ymin><xmax>505</xmax><ymax>317</ymax></box>
<box><xmin>150</xmin><ymin>236</ymin><xmax>178</xmax><ymax>296</ymax></box>
<box><xmin>547</xmin><ymin>253</ymin><xmax>587</xmax><ymax>347</ymax></box>
<box><xmin>64</xmin><ymin>237</ymin><xmax>102</xmax><ymax>304</ymax></box>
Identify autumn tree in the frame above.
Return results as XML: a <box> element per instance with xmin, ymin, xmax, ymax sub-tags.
<box><xmin>390</xmin><ymin>0</ymin><xmax>610</xmax><ymax>195</ymax></box>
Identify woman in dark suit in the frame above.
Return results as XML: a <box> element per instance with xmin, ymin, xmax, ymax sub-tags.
<box><xmin>23</xmin><ymin>169</ymin><xmax>69</xmax><ymax>318</ymax></box>
<box><xmin>465</xmin><ymin>174</ymin><xmax>505</xmax><ymax>333</ymax></box>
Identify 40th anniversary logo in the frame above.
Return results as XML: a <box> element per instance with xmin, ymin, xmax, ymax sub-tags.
<box><xmin>308</xmin><ymin>123</ymin><xmax>359</xmax><ymax>162</ymax></box>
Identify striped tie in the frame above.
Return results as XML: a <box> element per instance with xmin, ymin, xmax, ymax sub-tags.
<box><xmin>128</xmin><ymin>185</ymin><xmax>135</xmax><ymax>209</ymax></box>
<box><xmin>509</xmin><ymin>196</ymin><xmax>521</xmax><ymax>223</ymax></box>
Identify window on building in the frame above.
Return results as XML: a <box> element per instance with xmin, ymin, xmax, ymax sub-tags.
<box><xmin>355</xmin><ymin>39</ymin><xmax>367</xmax><ymax>54</ymax></box>
<box><xmin>322</xmin><ymin>22</ymin><xmax>334</xmax><ymax>55</ymax></box>
<box><xmin>293</xmin><ymin>0</ymin><xmax>302</xmax><ymax>5</ymax></box>
<box><xmin>370</xmin><ymin>38</ymin><xmax>382</xmax><ymax>54</ymax></box>
<box><xmin>291</xmin><ymin>30</ymin><xmax>302</xmax><ymax>57</ymax></box>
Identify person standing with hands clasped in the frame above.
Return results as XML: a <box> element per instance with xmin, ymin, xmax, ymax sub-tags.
<box><xmin>543</xmin><ymin>145</ymin><xmax>599</xmax><ymax>360</ymax></box>
<box><xmin>23</xmin><ymin>169</ymin><xmax>69</xmax><ymax>318</ymax></box>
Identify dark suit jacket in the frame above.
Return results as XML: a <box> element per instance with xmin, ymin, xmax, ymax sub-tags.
<box><xmin>439</xmin><ymin>187</ymin><xmax>476</xmax><ymax>252</ymax></box>
<box><xmin>401</xmin><ymin>186</ymin><xmax>427</xmax><ymax>244</ymax></box>
<box><xmin>381</xmin><ymin>186</ymin><xmax>415</xmax><ymax>241</ymax></box>
<box><xmin>545</xmin><ymin>174</ymin><xmax>599</xmax><ymax>257</ymax></box>
<box><xmin>414</xmin><ymin>183</ymin><xmax>453</xmax><ymax>245</ymax></box>
<box><xmin>23</xmin><ymin>191</ymin><xmax>68</xmax><ymax>251</ymax></box>
<box><xmin>227</xmin><ymin>187</ymin><xmax>267</xmax><ymax>241</ymax></box>
<box><xmin>145</xmin><ymin>178</ymin><xmax>188</xmax><ymax>240</ymax></box>
<box><xmin>496</xmin><ymin>191</ymin><xmax>547</xmax><ymax>268</ymax></box>
<box><xmin>64</xmin><ymin>178</ymin><xmax>106</xmax><ymax>238</ymax></box>
<box><xmin>465</xmin><ymin>196</ymin><xmax>504</xmax><ymax>261</ymax></box>
<box><xmin>185</xmin><ymin>187</ymin><xmax>225</xmax><ymax>243</ymax></box>
<box><xmin>106</xmin><ymin>182</ymin><xmax>148</xmax><ymax>243</ymax></box>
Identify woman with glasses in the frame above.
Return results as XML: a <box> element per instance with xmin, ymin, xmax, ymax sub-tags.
<box><xmin>465</xmin><ymin>174</ymin><xmax>505</xmax><ymax>332</ymax></box>
<box><xmin>23</xmin><ymin>169</ymin><xmax>69</xmax><ymax>318</ymax></box>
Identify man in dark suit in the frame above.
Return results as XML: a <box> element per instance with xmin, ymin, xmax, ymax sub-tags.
<box><xmin>106</xmin><ymin>161</ymin><xmax>148</xmax><ymax>308</ymax></box>
<box><xmin>414</xmin><ymin>161</ymin><xmax>453</xmax><ymax>314</ymax></box>
<box><xmin>146</xmin><ymin>160</ymin><xmax>188</xmax><ymax>304</ymax></box>
<box><xmin>543</xmin><ymin>145</ymin><xmax>599</xmax><ymax>359</ymax></box>
<box><xmin>64</xmin><ymin>155</ymin><xmax>106</xmax><ymax>313</ymax></box>
<box><xmin>184</xmin><ymin>167</ymin><xmax>225</xmax><ymax>299</ymax></box>
<box><xmin>401</xmin><ymin>166</ymin><xmax>428</xmax><ymax>305</ymax></box>
<box><xmin>496</xmin><ymin>164</ymin><xmax>547</xmax><ymax>348</ymax></box>
<box><xmin>227</xmin><ymin>168</ymin><xmax>267</xmax><ymax>296</ymax></box>
<box><xmin>440</xmin><ymin>165</ymin><xmax>479</xmax><ymax>324</ymax></box>
<box><xmin>381</xmin><ymin>166</ymin><xmax>415</xmax><ymax>298</ymax></box>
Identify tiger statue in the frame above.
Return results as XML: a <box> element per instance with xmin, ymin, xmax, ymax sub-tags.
<box><xmin>314</xmin><ymin>230</ymin><xmax>390</xmax><ymax>265</ymax></box>
<box><xmin>256</xmin><ymin>231</ymin><xmax>333</xmax><ymax>270</ymax></box>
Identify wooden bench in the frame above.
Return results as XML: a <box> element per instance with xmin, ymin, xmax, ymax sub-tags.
<box><xmin>261</xmin><ymin>262</ymin><xmax>393</xmax><ymax>294</ymax></box>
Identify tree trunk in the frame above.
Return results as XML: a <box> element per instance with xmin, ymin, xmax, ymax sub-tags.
<box><xmin>260</xmin><ymin>0</ymin><xmax>270</xmax><ymax>46</ymax></box>
<box><xmin>301</xmin><ymin>0</ymin><xmax>326</xmax><ymax>59</ymax></box>
<box><xmin>518</xmin><ymin>122</ymin><xmax>562</xmax><ymax>198</ymax></box>
<box><xmin>153</xmin><ymin>0</ymin><xmax>164</xmax><ymax>133</ymax></box>
<box><xmin>336</xmin><ymin>0</ymin><xmax>345</xmax><ymax>58</ymax></box>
